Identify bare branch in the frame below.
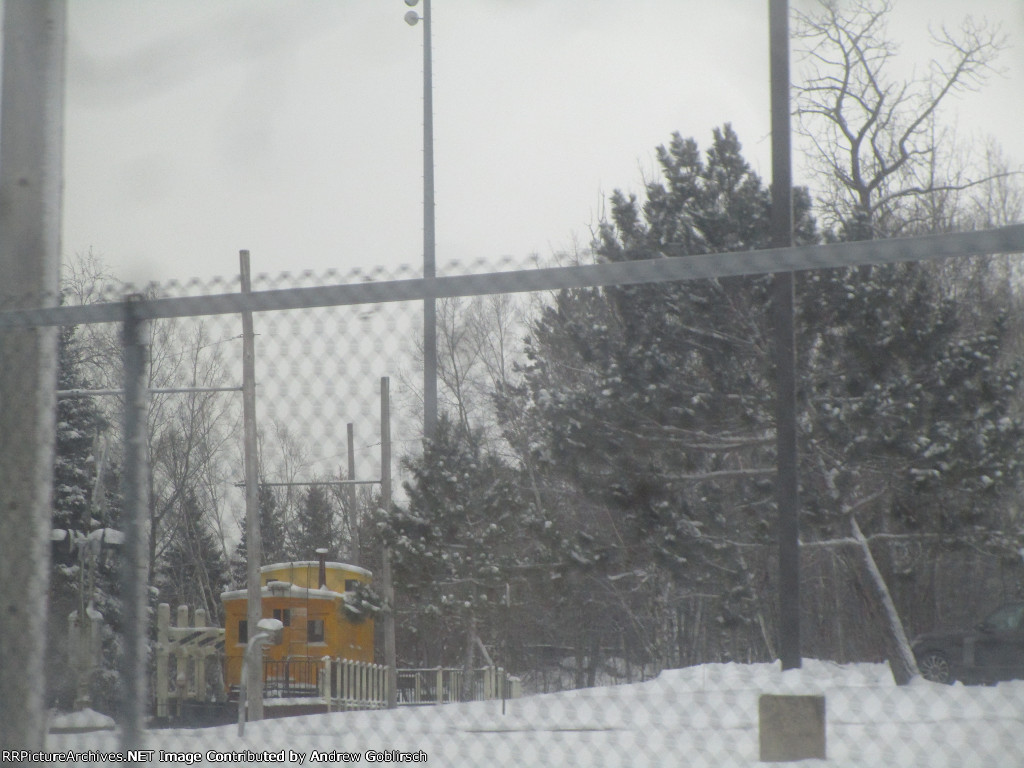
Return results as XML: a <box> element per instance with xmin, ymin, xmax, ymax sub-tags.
<box><xmin>794</xmin><ymin>0</ymin><xmax>1009</xmax><ymax>237</ymax></box>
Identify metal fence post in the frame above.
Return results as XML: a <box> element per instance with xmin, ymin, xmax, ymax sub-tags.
<box><xmin>769</xmin><ymin>0</ymin><xmax>801</xmax><ymax>671</ymax></box>
<box><xmin>240</xmin><ymin>250</ymin><xmax>264</xmax><ymax>722</ymax></box>
<box><xmin>0</xmin><ymin>0</ymin><xmax>66</xmax><ymax>751</ymax></box>
<box><xmin>120</xmin><ymin>295</ymin><xmax>151</xmax><ymax>749</ymax></box>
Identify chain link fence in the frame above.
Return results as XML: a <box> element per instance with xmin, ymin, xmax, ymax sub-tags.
<box><xmin>4</xmin><ymin>227</ymin><xmax>1024</xmax><ymax>765</ymax></box>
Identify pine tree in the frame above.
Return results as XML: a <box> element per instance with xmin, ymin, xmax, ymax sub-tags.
<box><xmin>382</xmin><ymin>416</ymin><xmax>540</xmax><ymax>668</ymax></box>
<box><xmin>799</xmin><ymin>265</ymin><xmax>1024</xmax><ymax>530</ymax></box>
<box><xmin>511</xmin><ymin>122</ymin><xmax>1024</xmax><ymax>674</ymax></box>
<box><xmin>504</xmin><ymin>126</ymin><xmax>817</xmax><ymax>666</ymax></box>
<box><xmin>290</xmin><ymin>483</ymin><xmax>337</xmax><ymax>561</ymax></box>
<box><xmin>48</xmin><ymin>325</ymin><xmax>123</xmax><ymax>712</ymax></box>
<box><xmin>232</xmin><ymin>483</ymin><xmax>290</xmax><ymax>586</ymax></box>
<box><xmin>788</xmin><ymin>4</ymin><xmax>1024</xmax><ymax>677</ymax></box>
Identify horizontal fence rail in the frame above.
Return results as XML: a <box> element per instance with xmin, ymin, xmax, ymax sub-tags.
<box><xmin>1</xmin><ymin>225</ymin><xmax>1022</xmax><ymax>329</ymax></box>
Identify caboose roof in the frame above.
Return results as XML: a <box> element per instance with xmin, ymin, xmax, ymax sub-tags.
<box><xmin>220</xmin><ymin>582</ymin><xmax>345</xmax><ymax>602</ymax></box>
<box><xmin>261</xmin><ymin>560</ymin><xmax>372</xmax><ymax>578</ymax></box>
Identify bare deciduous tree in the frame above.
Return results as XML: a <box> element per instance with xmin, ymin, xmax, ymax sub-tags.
<box><xmin>405</xmin><ymin>293</ymin><xmax>527</xmax><ymax>451</ymax></box>
<box><xmin>794</xmin><ymin>0</ymin><xmax>1008</xmax><ymax>239</ymax></box>
<box><xmin>149</xmin><ymin>320</ymin><xmax>239</xmax><ymax>618</ymax></box>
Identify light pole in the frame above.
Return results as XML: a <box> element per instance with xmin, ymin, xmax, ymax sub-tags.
<box><xmin>404</xmin><ymin>0</ymin><xmax>438</xmax><ymax>443</ymax></box>
<box><xmin>237</xmin><ymin>618</ymin><xmax>283</xmax><ymax>736</ymax></box>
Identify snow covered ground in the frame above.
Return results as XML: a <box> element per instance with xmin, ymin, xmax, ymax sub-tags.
<box><xmin>46</xmin><ymin>660</ymin><xmax>1024</xmax><ymax>767</ymax></box>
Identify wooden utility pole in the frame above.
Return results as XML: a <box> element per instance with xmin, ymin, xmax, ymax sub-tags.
<box><xmin>0</xmin><ymin>0</ymin><xmax>67</xmax><ymax>750</ymax></box>
<box><xmin>240</xmin><ymin>250</ymin><xmax>264</xmax><ymax>720</ymax></box>
<box><xmin>380</xmin><ymin>377</ymin><xmax>398</xmax><ymax>708</ymax></box>
<box><xmin>347</xmin><ymin>423</ymin><xmax>360</xmax><ymax>565</ymax></box>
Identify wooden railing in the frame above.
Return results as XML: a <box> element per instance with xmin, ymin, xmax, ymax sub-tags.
<box><xmin>318</xmin><ymin>660</ymin><xmax>520</xmax><ymax>710</ymax></box>
<box><xmin>154</xmin><ymin>604</ymin><xmax>225</xmax><ymax>719</ymax></box>
<box><xmin>158</xmin><ymin>631</ymin><xmax>521</xmax><ymax>716</ymax></box>
<box><xmin>319</xmin><ymin>657</ymin><xmax>389</xmax><ymax>712</ymax></box>
<box><xmin>396</xmin><ymin>666</ymin><xmax>520</xmax><ymax>706</ymax></box>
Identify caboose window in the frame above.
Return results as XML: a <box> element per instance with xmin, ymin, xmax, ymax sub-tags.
<box><xmin>238</xmin><ymin>620</ymin><xmax>248</xmax><ymax>644</ymax></box>
<box><xmin>273</xmin><ymin>608</ymin><xmax>291</xmax><ymax>627</ymax></box>
<box><xmin>345</xmin><ymin>579</ymin><xmax>360</xmax><ymax>592</ymax></box>
<box><xmin>307</xmin><ymin>619</ymin><xmax>325</xmax><ymax>643</ymax></box>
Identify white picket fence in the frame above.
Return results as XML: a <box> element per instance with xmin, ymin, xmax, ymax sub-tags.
<box><xmin>153</xmin><ymin>610</ymin><xmax>521</xmax><ymax>716</ymax></box>
<box><xmin>396</xmin><ymin>666</ymin><xmax>521</xmax><ymax>706</ymax></box>
<box><xmin>319</xmin><ymin>657</ymin><xmax>389</xmax><ymax>712</ymax></box>
<box><xmin>318</xmin><ymin>658</ymin><xmax>521</xmax><ymax>711</ymax></box>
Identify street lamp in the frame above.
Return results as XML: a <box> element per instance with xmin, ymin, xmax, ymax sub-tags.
<box><xmin>403</xmin><ymin>0</ymin><xmax>437</xmax><ymax>443</ymax></box>
<box><xmin>237</xmin><ymin>618</ymin><xmax>283</xmax><ymax>736</ymax></box>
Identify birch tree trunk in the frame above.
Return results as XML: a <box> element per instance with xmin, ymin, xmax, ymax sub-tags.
<box><xmin>850</xmin><ymin>515</ymin><xmax>919</xmax><ymax>685</ymax></box>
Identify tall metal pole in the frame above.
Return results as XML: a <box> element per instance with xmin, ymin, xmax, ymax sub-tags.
<box><xmin>421</xmin><ymin>0</ymin><xmax>438</xmax><ymax>442</ymax></box>
<box><xmin>347</xmin><ymin>422</ymin><xmax>360</xmax><ymax>565</ymax></box>
<box><xmin>769</xmin><ymin>0</ymin><xmax>801</xmax><ymax>671</ymax></box>
<box><xmin>119</xmin><ymin>296</ymin><xmax>151</xmax><ymax>748</ymax></box>
<box><xmin>240</xmin><ymin>250</ymin><xmax>264</xmax><ymax>719</ymax></box>
<box><xmin>0</xmin><ymin>0</ymin><xmax>66</xmax><ymax>750</ymax></box>
<box><xmin>380</xmin><ymin>377</ymin><xmax>398</xmax><ymax>708</ymax></box>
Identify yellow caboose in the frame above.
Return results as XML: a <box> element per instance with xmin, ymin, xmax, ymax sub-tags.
<box><xmin>221</xmin><ymin>558</ymin><xmax>374</xmax><ymax>695</ymax></box>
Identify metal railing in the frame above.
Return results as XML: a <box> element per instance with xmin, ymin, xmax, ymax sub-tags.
<box><xmin>397</xmin><ymin>666</ymin><xmax>520</xmax><ymax>706</ymax></box>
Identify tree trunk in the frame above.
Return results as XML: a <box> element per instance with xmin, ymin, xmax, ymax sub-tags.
<box><xmin>850</xmin><ymin>515</ymin><xmax>919</xmax><ymax>685</ymax></box>
<box><xmin>832</xmin><ymin>551</ymin><xmax>846</xmax><ymax>662</ymax></box>
<box><xmin>462</xmin><ymin>613</ymin><xmax>477</xmax><ymax>701</ymax></box>
<box><xmin>586</xmin><ymin>630</ymin><xmax>600</xmax><ymax>688</ymax></box>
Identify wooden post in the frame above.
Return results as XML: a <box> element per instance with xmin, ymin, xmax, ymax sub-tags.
<box><xmin>347</xmin><ymin>423</ymin><xmax>360</xmax><ymax>565</ymax></box>
<box><xmin>381</xmin><ymin>377</ymin><xmax>398</xmax><ymax>708</ymax></box>
<box><xmin>240</xmin><ymin>250</ymin><xmax>263</xmax><ymax>720</ymax></box>
<box><xmin>320</xmin><ymin>657</ymin><xmax>331</xmax><ymax>712</ymax></box>
<box><xmin>156</xmin><ymin>604</ymin><xmax>170</xmax><ymax>718</ymax></box>
<box><xmin>195</xmin><ymin>608</ymin><xmax>207</xmax><ymax>701</ymax></box>
<box><xmin>346</xmin><ymin>659</ymin><xmax>355</xmax><ymax>710</ymax></box>
<box><xmin>175</xmin><ymin>605</ymin><xmax>188</xmax><ymax>716</ymax></box>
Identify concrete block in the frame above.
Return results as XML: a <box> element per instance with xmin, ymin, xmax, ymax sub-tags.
<box><xmin>759</xmin><ymin>694</ymin><xmax>826</xmax><ymax>762</ymax></box>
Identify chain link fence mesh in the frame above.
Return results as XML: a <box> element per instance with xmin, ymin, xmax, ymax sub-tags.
<box><xmin>3</xmin><ymin>233</ymin><xmax>1024</xmax><ymax>765</ymax></box>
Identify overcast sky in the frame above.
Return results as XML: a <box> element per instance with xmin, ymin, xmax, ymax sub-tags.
<box><xmin>60</xmin><ymin>1</ymin><xmax>1024</xmax><ymax>287</ymax></box>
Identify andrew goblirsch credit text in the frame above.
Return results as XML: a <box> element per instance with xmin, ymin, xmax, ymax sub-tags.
<box><xmin>2</xmin><ymin>749</ymin><xmax>429</xmax><ymax>763</ymax></box>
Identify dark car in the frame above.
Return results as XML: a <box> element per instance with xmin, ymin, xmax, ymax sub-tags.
<box><xmin>912</xmin><ymin>602</ymin><xmax>1024</xmax><ymax>684</ymax></box>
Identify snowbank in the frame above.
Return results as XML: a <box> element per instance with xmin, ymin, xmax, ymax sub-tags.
<box><xmin>47</xmin><ymin>661</ymin><xmax>1024</xmax><ymax>767</ymax></box>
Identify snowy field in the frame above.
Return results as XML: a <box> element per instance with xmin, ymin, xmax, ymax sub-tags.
<box><xmin>47</xmin><ymin>661</ymin><xmax>1024</xmax><ymax>767</ymax></box>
